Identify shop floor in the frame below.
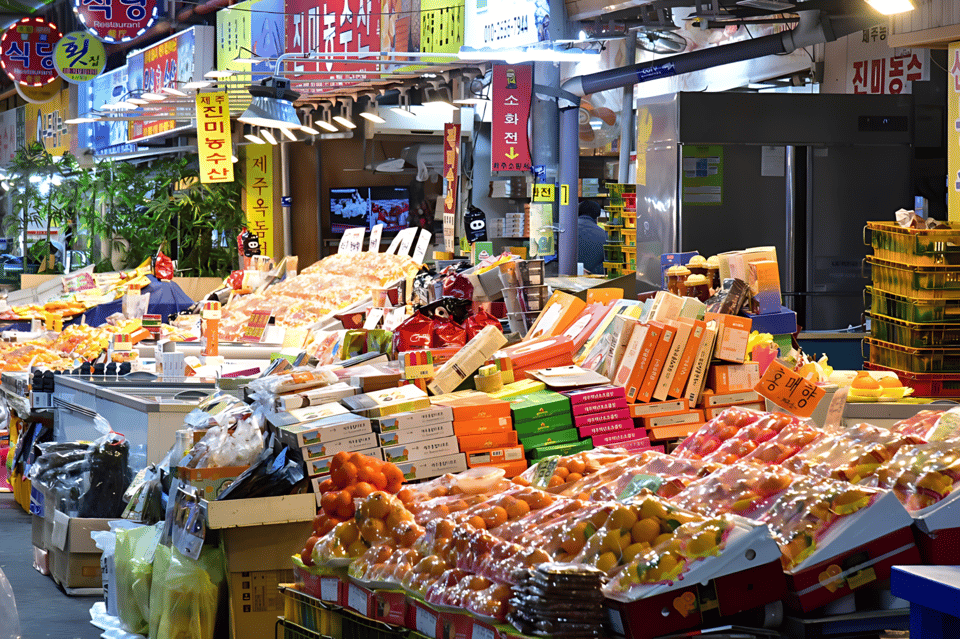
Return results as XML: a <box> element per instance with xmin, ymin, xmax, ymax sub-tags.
<box><xmin>0</xmin><ymin>493</ymin><xmax>102</xmax><ymax>638</ymax></box>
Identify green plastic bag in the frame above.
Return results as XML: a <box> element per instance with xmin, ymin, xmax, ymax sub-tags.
<box><xmin>115</xmin><ymin>524</ymin><xmax>159</xmax><ymax>635</ymax></box>
<box><xmin>149</xmin><ymin>544</ymin><xmax>172</xmax><ymax>639</ymax></box>
<box><xmin>156</xmin><ymin>546</ymin><xmax>225</xmax><ymax>639</ymax></box>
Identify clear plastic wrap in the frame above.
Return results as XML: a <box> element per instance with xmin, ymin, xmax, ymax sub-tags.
<box><xmin>738</xmin><ymin>421</ymin><xmax>823</xmax><ymax>465</ymax></box>
<box><xmin>0</xmin><ymin>568</ymin><xmax>19</xmax><ymax>639</ymax></box>
<box><xmin>402</xmin><ymin>467</ymin><xmax>511</xmax><ymax>502</ymax></box>
<box><xmin>554</xmin><ymin>450</ymin><xmax>708</xmax><ymax>501</ymax></box>
<box><xmin>890</xmin><ymin>409</ymin><xmax>946</xmax><ymax>442</ymax></box>
<box><xmin>782</xmin><ymin>422</ymin><xmax>922</xmax><ymax>483</ymax></box>
<box><xmin>877</xmin><ymin>441</ymin><xmax>960</xmax><ymax>511</ymax></box>
<box><xmin>514</xmin><ymin>448</ymin><xmax>634</xmax><ymax>489</ymax></box>
<box><xmin>673</xmin><ymin>407</ymin><xmax>767</xmax><ymax>460</ymax></box>
<box><xmin>759</xmin><ymin>476</ymin><xmax>883</xmax><ymax>570</ymax></box>
<box><xmin>699</xmin><ymin>412</ymin><xmax>804</xmax><ymax>465</ymax></box>
<box><xmin>669</xmin><ymin>462</ymin><xmax>797</xmax><ymax>519</ymax></box>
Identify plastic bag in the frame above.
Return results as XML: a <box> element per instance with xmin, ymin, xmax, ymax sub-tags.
<box><xmin>0</xmin><ymin>567</ymin><xmax>20</xmax><ymax>639</ymax></box>
<box><xmin>155</xmin><ymin>546</ymin><xmax>225</xmax><ymax>639</ymax></box>
<box><xmin>215</xmin><ymin>435</ymin><xmax>306</xmax><ymax>500</ymax></box>
<box><xmin>154</xmin><ymin>252</ymin><xmax>174</xmax><ymax>281</ymax></box>
<box><xmin>92</xmin><ymin>521</ymin><xmax>142</xmax><ymax>618</ymax></box>
<box><xmin>115</xmin><ymin>524</ymin><xmax>160</xmax><ymax>634</ymax></box>
<box><xmin>149</xmin><ymin>544</ymin><xmax>172</xmax><ymax>639</ymax></box>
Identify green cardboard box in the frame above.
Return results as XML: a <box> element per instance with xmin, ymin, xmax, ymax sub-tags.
<box><xmin>520</xmin><ymin>428</ymin><xmax>580</xmax><ymax>451</ymax></box>
<box><xmin>513</xmin><ymin>413</ymin><xmax>574</xmax><ymax>437</ymax></box>
<box><xmin>510</xmin><ymin>391</ymin><xmax>571</xmax><ymax>423</ymax></box>
<box><xmin>530</xmin><ymin>439</ymin><xmax>593</xmax><ymax>460</ymax></box>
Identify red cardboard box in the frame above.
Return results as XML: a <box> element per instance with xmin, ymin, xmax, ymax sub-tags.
<box><xmin>343</xmin><ymin>580</ymin><xmax>407</xmax><ymax>625</ymax></box>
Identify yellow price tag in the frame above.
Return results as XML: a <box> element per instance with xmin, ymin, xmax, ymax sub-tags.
<box><xmin>532</xmin><ymin>184</ymin><xmax>555</xmax><ymax>202</ymax></box>
<box><xmin>560</xmin><ymin>184</ymin><xmax>569</xmax><ymax>206</ymax></box>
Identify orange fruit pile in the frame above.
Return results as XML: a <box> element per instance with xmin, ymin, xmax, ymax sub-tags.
<box><xmin>314</xmin><ymin>452</ymin><xmax>406</xmax><ymax>536</ymax></box>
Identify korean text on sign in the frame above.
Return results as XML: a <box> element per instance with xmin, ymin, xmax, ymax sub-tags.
<box><xmin>245</xmin><ymin>146</ymin><xmax>274</xmax><ymax>257</ymax></box>
<box><xmin>195</xmin><ymin>92</ymin><xmax>234</xmax><ymax>183</ymax></box>
<box><xmin>754</xmin><ymin>360</ymin><xmax>826</xmax><ymax>419</ymax></box>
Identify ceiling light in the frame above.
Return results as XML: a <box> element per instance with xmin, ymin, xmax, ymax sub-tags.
<box><xmin>183</xmin><ymin>80</ymin><xmax>213</xmax><ymax>89</ymax></box>
<box><xmin>110</xmin><ymin>101</ymin><xmax>137</xmax><ymax>110</ymax></box>
<box><xmin>332</xmin><ymin>115</ymin><xmax>357</xmax><ymax>129</ymax></box>
<box><xmin>128</xmin><ymin>98</ymin><xmax>149</xmax><ymax>105</ymax></box>
<box><xmin>205</xmin><ymin>70</ymin><xmax>234</xmax><ymax>79</ymax></box>
<box><xmin>238</xmin><ymin>76</ymin><xmax>301</xmax><ymax>129</ymax></box>
<box><xmin>300</xmin><ymin>124</ymin><xmax>320</xmax><ymax>135</ymax></box>
<box><xmin>65</xmin><ymin>117</ymin><xmax>99</xmax><ymax>124</ymax></box>
<box><xmin>316</xmin><ymin>119</ymin><xmax>338</xmax><ymax>132</ymax></box>
<box><xmin>244</xmin><ymin>133</ymin><xmax>266</xmax><ymax>144</ymax></box>
<box><xmin>231</xmin><ymin>155</ymin><xmax>239</xmax><ymax>163</ymax></box>
<box><xmin>280</xmin><ymin>127</ymin><xmax>297</xmax><ymax>141</ymax></box>
<box><xmin>141</xmin><ymin>92</ymin><xmax>165</xmax><ymax>101</ymax></box>
<box><xmin>865</xmin><ymin>0</ymin><xmax>914</xmax><ymax>13</ymax></box>
<box><xmin>162</xmin><ymin>86</ymin><xmax>188</xmax><ymax>97</ymax></box>
<box><xmin>233</xmin><ymin>55</ymin><xmax>261</xmax><ymax>64</ymax></box>
<box><xmin>359</xmin><ymin>111</ymin><xmax>386</xmax><ymax>123</ymax></box>
<box><xmin>260</xmin><ymin>129</ymin><xmax>278</xmax><ymax>145</ymax></box>
<box><xmin>453</xmin><ymin>98</ymin><xmax>489</xmax><ymax>105</ymax></box>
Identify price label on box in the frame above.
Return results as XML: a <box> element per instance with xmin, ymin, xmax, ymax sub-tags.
<box><xmin>754</xmin><ymin>360</ymin><xmax>826</xmax><ymax>418</ymax></box>
<box><xmin>532</xmin><ymin>183</ymin><xmax>555</xmax><ymax>202</ymax></box>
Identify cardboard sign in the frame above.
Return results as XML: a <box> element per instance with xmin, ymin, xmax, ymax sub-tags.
<box><xmin>754</xmin><ymin>360</ymin><xmax>826</xmax><ymax>418</ymax></box>
<box><xmin>339</xmin><ymin>227</ymin><xmax>365</xmax><ymax>254</ymax></box>
<box><xmin>369</xmin><ymin>224</ymin><xmax>383</xmax><ymax>253</ymax></box>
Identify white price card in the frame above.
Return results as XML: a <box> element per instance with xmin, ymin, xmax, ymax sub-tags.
<box><xmin>396</xmin><ymin>228</ymin><xmax>418</xmax><ymax>257</ymax></box>
<box><xmin>339</xmin><ymin>227</ymin><xmax>366</xmax><ymax>254</ymax></box>
<box><xmin>368</xmin><ymin>224</ymin><xmax>383</xmax><ymax>253</ymax></box>
<box><xmin>412</xmin><ymin>231</ymin><xmax>432</xmax><ymax>264</ymax></box>
<box><xmin>363</xmin><ymin>308</ymin><xmax>385</xmax><ymax>330</ymax></box>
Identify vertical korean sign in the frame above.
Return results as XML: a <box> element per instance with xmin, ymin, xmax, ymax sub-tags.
<box><xmin>950</xmin><ymin>42</ymin><xmax>960</xmax><ymax>222</ymax></box>
<box><xmin>195</xmin><ymin>92</ymin><xmax>234</xmax><ymax>183</ymax></box>
<box><xmin>246</xmin><ymin>146</ymin><xmax>275</xmax><ymax>257</ymax></box>
<box><xmin>491</xmin><ymin>63</ymin><xmax>532</xmax><ymax>173</ymax></box>
<box><xmin>442</xmin><ymin>123</ymin><xmax>460</xmax><ymax>254</ymax></box>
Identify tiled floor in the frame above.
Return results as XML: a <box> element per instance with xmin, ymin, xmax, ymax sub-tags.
<box><xmin>0</xmin><ymin>493</ymin><xmax>102</xmax><ymax>638</ymax></box>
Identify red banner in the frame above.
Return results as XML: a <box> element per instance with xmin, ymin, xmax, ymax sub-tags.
<box><xmin>285</xmin><ymin>0</ymin><xmax>380</xmax><ymax>91</ymax></box>
<box><xmin>443</xmin><ymin>123</ymin><xmax>460</xmax><ymax>253</ymax></box>
<box><xmin>491</xmin><ymin>63</ymin><xmax>532</xmax><ymax>173</ymax></box>
<box><xmin>138</xmin><ymin>36</ymin><xmax>177</xmax><ymax>138</ymax></box>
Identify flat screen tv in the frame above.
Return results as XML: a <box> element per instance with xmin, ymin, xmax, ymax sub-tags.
<box><xmin>330</xmin><ymin>186</ymin><xmax>410</xmax><ymax>234</ymax></box>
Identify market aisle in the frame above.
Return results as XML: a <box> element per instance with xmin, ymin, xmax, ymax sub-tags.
<box><xmin>0</xmin><ymin>494</ymin><xmax>102</xmax><ymax>639</ymax></box>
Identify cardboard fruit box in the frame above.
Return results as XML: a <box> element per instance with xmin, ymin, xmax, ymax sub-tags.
<box><xmin>906</xmin><ymin>484</ymin><xmax>960</xmax><ymax>565</ymax></box>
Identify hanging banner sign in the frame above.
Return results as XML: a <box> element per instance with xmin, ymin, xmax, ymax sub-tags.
<box><xmin>73</xmin><ymin>0</ymin><xmax>159</xmax><ymax>44</ymax></box>
<box><xmin>443</xmin><ymin>123</ymin><xmax>460</xmax><ymax>253</ymax></box>
<box><xmin>285</xmin><ymin>0</ymin><xmax>379</xmax><ymax>90</ymax></box>
<box><xmin>195</xmin><ymin>92</ymin><xmax>234</xmax><ymax>183</ymax></box>
<box><xmin>1</xmin><ymin>18</ymin><xmax>62</xmax><ymax>87</ymax></box>
<box><xmin>245</xmin><ymin>146</ymin><xmax>275</xmax><ymax>258</ymax></box>
<box><xmin>491</xmin><ymin>63</ymin><xmax>532</xmax><ymax>173</ymax></box>
<box><xmin>54</xmin><ymin>32</ymin><xmax>105</xmax><ymax>83</ymax></box>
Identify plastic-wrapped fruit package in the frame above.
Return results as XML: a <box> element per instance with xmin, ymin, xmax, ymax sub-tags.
<box><xmin>462</xmin><ymin>580</ymin><xmax>513</xmax><ymax>621</ymax></box>
<box><xmin>890</xmin><ymin>410</ymin><xmax>945</xmax><ymax>443</ymax></box>
<box><xmin>366</xmin><ymin>546</ymin><xmax>423</xmax><ymax>585</ymax></box>
<box><xmin>407</xmin><ymin>493</ymin><xmax>491</xmax><ymax>526</ymax></box>
<box><xmin>782</xmin><ymin>423</ymin><xmax>922</xmax><ymax>483</ymax></box>
<box><xmin>309</xmin><ymin>521</ymin><xmax>367</xmax><ymax>566</ymax></box>
<box><xmin>553</xmin><ymin>452</ymin><xmax>706</xmax><ymax>502</ymax></box>
<box><xmin>454</xmin><ymin>525</ymin><xmax>551</xmax><ymax>586</ymax></box>
<box><xmin>876</xmin><ymin>441</ymin><xmax>960</xmax><ymax>512</ymax></box>
<box><xmin>401</xmin><ymin>467</ymin><xmax>512</xmax><ymax>504</ymax></box>
<box><xmin>601</xmin><ymin>511</ymin><xmax>734</xmax><ymax>600</ymax></box>
<box><xmin>510</xmin><ymin>501</ymin><xmax>622</xmax><ymax>562</ymax></box>
<box><xmin>700</xmin><ymin>412</ymin><xmax>803</xmax><ymax>465</ymax></box>
<box><xmin>916</xmin><ymin>409</ymin><xmax>960</xmax><ymax>444</ymax></box>
<box><xmin>354</xmin><ymin>491</ymin><xmax>421</xmax><ymax>549</ymax></box>
<box><xmin>514</xmin><ymin>448</ymin><xmax>633</xmax><ymax>489</ymax></box>
<box><xmin>490</xmin><ymin>495</ymin><xmax>580</xmax><ymax>543</ymax></box>
<box><xmin>673</xmin><ymin>407</ymin><xmax>767</xmax><ymax>460</ymax></box>
<box><xmin>348</xmin><ymin>543</ymin><xmax>396</xmax><ymax>583</ymax></box>
<box><xmin>670</xmin><ymin>462</ymin><xmax>797</xmax><ymax>519</ymax></box>
<box><xmin>738</xmin><ymin>421</ymin><xmax>823</xmax><ymax>465</ymax></box>
<box><xmin>402</xmin><ymin>553</ymin><xmax>453</xmax><ymax>597</ymax></box>
<box><xmin>759</xmin><ymin>476</ymin><xmax>882</xmax><ymax>570</ymax></box>
<box><xmin>456</xmin><ymin>486</ymin><xmax>559</xmax><ymax>531</ymax></box>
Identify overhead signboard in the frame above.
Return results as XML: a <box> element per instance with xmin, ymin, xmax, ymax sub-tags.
<box><xmin>76</xmin><ymin>64</ymin><xmax>132</xmax><ymax>153</ymax></box>
<box><xmin>0</xmin><ymin>18</ymin><xmax>62</xmax><ymax>87</ymax></box>
<box><xmin>216</xmin><ymin>0</ymin><xmax>284</xmax><ymax>110</ymax></box>
<box><xmin>55</xmin><ymin>31</ymin><xmax>106</xmax><ymax>83</ymax></box>
<box><xmin>464</xmin><ymin>0</ymin><xmax>547</xmax><ymax>49</ymax></box>
<box><xmin>845</xmin><ymin>25</ymin><xmax>928</xmax><ymax>95</ymax></box>
<box><xmin>126</xmin><ymin>25</ymin><xmax>214</xmax><ymax>142</ymax></box>
<box><xmin>491</xmin><ymin>63</ymin><xmax>532</xmax><ymax>172</ymax></box>
<box><xmin>73</xmin><ymin>0</ymin><xmax>160</xmax><ymax>44</ymax></box>
<box><xmin>27</xmin><ymin>88</ymin><xmax>72</xmax><ymax>156</ymax></box>
<box><xmin>285</xmin><ymin>0</ymin><xmax>380</xmax><ymax>90</ymax></box>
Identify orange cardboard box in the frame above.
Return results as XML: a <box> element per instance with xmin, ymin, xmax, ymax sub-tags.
<box><xmin>635</xmin><ymin>323</ymin><xmax>676</xmax><ymax>404</ymax></box>
<box><xmin>458</xmin><ymin>430</ymin><xmax>519</xmax><ymax>452</ymax></box>
<box><xmin>453</xmin><ymin>417</ymin><xmax>514</xmax><ymax>437</ymax></box>
<box><xmin>649</xmin><ymin>422</ymin><xmax>703</xmax><ymax>441</ymax></box>
<box><xmin>705</xmin><ymin>313</ymin><xmax>752</xmax><ymax>363</ymax></box>
<box><xmin>526</xmin><ymin>291</ymin><xmax>587</xmax><ymax>340</ymax></box>
<box><xmin>707</xmin><ymin>362</ymin><xmax>760</xmax><ymax>394</ymax></box>
<box><xmin>638</xmin><ymin>410</ymin><xmax>704</xmax><ymax>430</ymax></box>
<box><xmin>497</xmin><ymin>335</ymin><xmax>576</xmax><ymax>371</ymax></box>
<box><xmin>465</xmin><ymin>444</ymin><xmax>526</xmax><ymax>468</ymax></box>
<box><xmin>629</xmin><ymin>399</ymin><xmax>689</xmax><ymax>419</ymax></box>
<box><xmin>484</xmin><ymin>459</ymin><xmax>528</xmax><ymax>478</ymax></box>
<box><xmin>704</xmin><ymin>401</ymin><xmax>766</xmax><ymax>420</ymax></box>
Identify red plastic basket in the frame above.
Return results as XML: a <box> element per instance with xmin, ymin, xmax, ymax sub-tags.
<box><xmin>622</xmin><ymin>192</ymin><xmax>637</xmax><ymax>211</ymax></box>
<box><xmin>864</xmin><ymin>362</ymin><xmax>960</xmax><ymax>398</ymax></box>
<box><xmin>0</xmin><ymin>447</ymin><xmax>10</xmax><ymax>493</ymax></box>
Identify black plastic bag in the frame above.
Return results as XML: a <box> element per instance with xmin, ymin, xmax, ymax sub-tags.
<box><xmin>215</xmin><ymin>434</ymin><xmax>306</xmax><ymax>501</ymax></box>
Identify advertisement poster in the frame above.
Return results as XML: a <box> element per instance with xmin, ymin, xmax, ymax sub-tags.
<box><xmin>195</xmin><ymin>92</ymin><xmax>234</xmax><ymax>183</ymax></box>
<box><xmin>27</xmin><ymin>88</ymin><xmax>71</xmax><ymax>156</ymax></box>
<box><xmin>442</xmin><ymin>123</ymin><xmax>460</xmax><ymax>253</ymax></box>
<box><xmin>245</xmin><ymin>145</ymin><xmax>275</xmax><ymax>257</ymax></box>
<box><xmin>464</xmin><ymin>0</ymin><xmax>548</xmax><ymax>49</ymax></box>
<box><xmin>681</xmin><ymin>145</ymin><xmax>723</xmax><ymax>205</ymax></box>
<box><xmin>491</xmin><ymin>63</ymin><xmax>532</xmax><ymax>172</ymax></box>
<box><xmin>217</xmin><ymin>0</ymin><xmax>284</xmax><ymax>109</ymax></box>
<box><xmin>846</xmin><ymin>25</ymin><xmax>928</xmax><ymax>95</ymax></box>
<box><xmin>285</xmin><ymin>0</ymin><xmax>379</xmax><ymax>90</ymax></box>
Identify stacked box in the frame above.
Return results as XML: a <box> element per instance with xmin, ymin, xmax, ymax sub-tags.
<box><xmin>698</xmin><ymin>389</ymin><xmax>766</xmax><ymax>420</ymax></box>
<box><xmin>430</xmin><ymin>392</ymin><xmax>523</xmax><ymax>477</ymax></box>
<box><xmin>270</xmin><ymin>408</ymin><xmax>379</xmax><ymax>480</ymax></box>
<box><xmin>564</xmin><ymin>385</ymin><xmax>654</xmax><ymax>453</ymax></box>
<box><xmin>372</xmin><ymin>407</ymin><xmax>459</xmax><ymax>465</ymax></box>
<box><xmin>510</xmin><ymin>391</ymin><xmax>577</xmax><ymax>459</ymax></box>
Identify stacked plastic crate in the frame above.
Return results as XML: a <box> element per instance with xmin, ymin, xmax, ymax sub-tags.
<box><xmin>864</xmin><ymin>221</ymin><xmax>960</xmax><ymax>398</ymax></box>
<box><xmin>603</xmin><ymin>184</ymin><xmax>636</xmax><ymax>278</ymax></box>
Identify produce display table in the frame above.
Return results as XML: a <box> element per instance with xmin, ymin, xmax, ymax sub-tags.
<box><xmin>891</xmin><ymin>565</ymin><xmax>960</xmax><ymax>638</ymax></box>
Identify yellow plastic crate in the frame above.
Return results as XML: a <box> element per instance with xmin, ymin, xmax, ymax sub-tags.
<box><xmin>280</xmin><ymin>586</ymin><xmax>342</xmax><ymax>637</ymax></box>
<box><xmin>622</xmin><ymin>229</ymin><xmax>636</xmax><ymax>248</ymax></box>
<box><xmin>622</xmin><ymin>247</ymin><xmax>637</xmax><ymax>270</ymax></box>
<box><xmin>604</xmin><ymin>261</ymin><xmax>625</xmax><ymax>277</ymax></box>
<box><xmin>867</xmin><ymin>256</ymin><xmax>960</xmax><ymax>299</ymax></box>
<box><xmin>869</xmin><ymin>313</ymin><xmax>960</xmax><ymax>348</ymax></box>
<box><xmin>865</xmin><ymin>337</ymin><xmax>960</xmax><ymax>374</ymax></box>
<box><xmin>623</xmin><ymin>212</ymin><xmax>636</xmax><ymax>229</ymax></box>
<box><xmin>866</xmin><ymin>221</ymin><xmax>960</xmax><ymax>266</ymax></box>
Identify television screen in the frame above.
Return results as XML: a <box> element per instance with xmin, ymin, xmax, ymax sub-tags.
<box><xmin>330</xmin><ymin>187</ymin><xmax>410</xmax><ymax>234</ymax></box>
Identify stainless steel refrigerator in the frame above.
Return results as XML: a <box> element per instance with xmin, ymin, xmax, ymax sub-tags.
<box><xmin>635</xmin><ymin>92</ymin><xmax>915</xmax><ymax>330</ymax></box>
